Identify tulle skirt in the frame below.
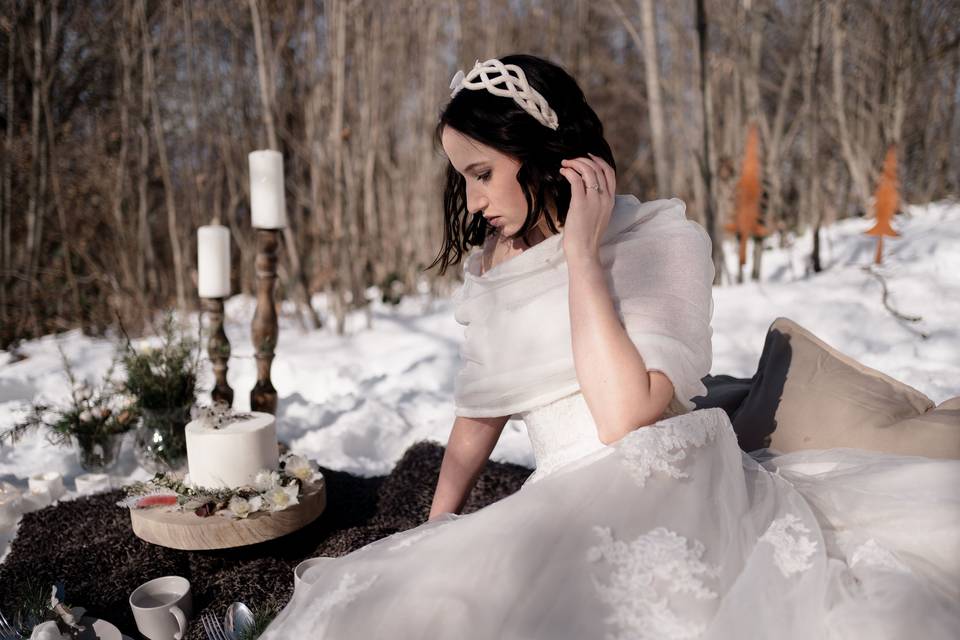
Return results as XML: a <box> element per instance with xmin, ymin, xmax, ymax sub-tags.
<box><xmin>260</xmin><ymin>408</ymin><xmax>960</xmax><ymax>639</ymax></box>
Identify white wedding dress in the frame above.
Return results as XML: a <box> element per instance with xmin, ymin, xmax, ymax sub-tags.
<box><xmin>261</xmin><ymin>390</ymin><xmax>960</xmax><ymax>639</ymax></box>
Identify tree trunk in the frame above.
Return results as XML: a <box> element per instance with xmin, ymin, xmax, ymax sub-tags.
<box><xmin>248</xmin><ymin>0</ymin><xmax>318</xmax><ymax>329</ymax></box>
<box><xmin>806</xmin><ymin>1</ymin><xmax>824</xmax><ymax>273</ymax></box>
<box><xmin>830</xmin><ymin>0</ymin><xmax>872</xmax><ymax>215</ymax></box>
<box><xmin>137</xmin><ymin>1</ymin><xmax>158</xmax><ymax>298</ymax></box>
<box><xmin>696</xmin><ymin>0</ymin><xmax>723</xmax><ymax>285</ymax></box>
<box><xmin>1</xmin><ymin>4</ymin><xmax>17</xmax><ymax>324</ymax></box>
<box><xmin>141</xmin><ymin>0</ymin><xmax>187</xmax><ymax>310</ymax></box>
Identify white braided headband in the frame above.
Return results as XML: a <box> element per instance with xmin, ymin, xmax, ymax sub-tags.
<box><xmin>449</xmin><ymin>58</ymin><xmax>560</xmax><ymax>131</ymax></box>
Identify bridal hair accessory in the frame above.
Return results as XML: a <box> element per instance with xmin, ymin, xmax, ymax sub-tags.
<box><xmin>449</xmin><ymin>58</ymin><xmax>560</xmax><ymax>131</ymax></box>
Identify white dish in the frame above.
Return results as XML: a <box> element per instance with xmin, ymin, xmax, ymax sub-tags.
<box><xmin>77</xmin><ymin>617</ymin><xmax>122</xmax><ymax>640</ymax></box>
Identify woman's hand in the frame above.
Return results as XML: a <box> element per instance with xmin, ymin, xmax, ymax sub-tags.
<box><xmin>559</xmin><ymin>153</ymin><xmax>616</xmax><ymax>264</ymax></box>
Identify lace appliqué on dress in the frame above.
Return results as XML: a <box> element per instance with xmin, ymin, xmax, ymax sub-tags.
<box><xmin>759</xmin><ymin>513</ymin><xmax>818</xmax><ymax>578</ymax></box>
<box><xmin>302</xmin><ymin>571</ymin><xmax>378</xmax><ymax>633</ymax></box>
<box><xmin>586</xmin><ymin>526</ymin><xmax>720</xmax><ymax>640</ymax></box>
<box><xmin>387</xmin><ymin>526</ymin><xmax>440</xmax><ymax>551</ymax></box>
<box><xmin>616</xmin><ymin>410</ymin><xmax>725</xmax><ymax>488</ymax></box>
<box><xmin>843</xmin><ymin>536</ymin><xmax>912</xmax><ymax>573</ymax></box>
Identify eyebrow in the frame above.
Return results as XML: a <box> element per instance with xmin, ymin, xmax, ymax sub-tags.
<box><xmin>461</xmin><ymin>161</ymin><xmax>488</xmax><ymax>175</ymax></box>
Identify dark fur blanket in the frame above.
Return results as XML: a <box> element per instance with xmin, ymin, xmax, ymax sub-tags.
<box><xmin>0</xmin><ymin>442</ymin><xmax>533</xmax><ymax>639</ymax></box>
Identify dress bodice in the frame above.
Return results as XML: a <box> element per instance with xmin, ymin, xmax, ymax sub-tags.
<box><xmin>517</xmin><ymin>391</ymin><xmax>608</xmax><ymax>484</ymax></box>
<box><xmin>518</xmin><ymin>390</ymin><xmax>692</xmax><ymax>485</ymax></box>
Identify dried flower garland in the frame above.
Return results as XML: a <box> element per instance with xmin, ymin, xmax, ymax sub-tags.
<box><xmin>118</xmin><ymin>453</ymin><xmax>322</xmax><ymax>519</ymax></box>
<box><xmin>193</xmin><ymin>401</ymin><xmax>253</xmax><ymax>430</ymax></box>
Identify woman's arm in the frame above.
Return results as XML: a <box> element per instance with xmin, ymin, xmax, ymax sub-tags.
<box><xmin>428</xmin><ymin>414</ymin><xmax>509</xmax><ymax>521</ymax></box>
<box><xmin>567</xmin><ymin>256</ymin><xmax>675</xmax><ymax>444</ymax></box>
<box><xmin>559</xmin><ymin>154</ymin><xmax>674</xmax><ymax>445</ymax></box>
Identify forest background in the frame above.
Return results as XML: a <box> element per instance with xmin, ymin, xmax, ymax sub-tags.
<box><xmin>1</xmin><ymin>0</ymin><xmax>958</xmax><ymax>349</ymax></box>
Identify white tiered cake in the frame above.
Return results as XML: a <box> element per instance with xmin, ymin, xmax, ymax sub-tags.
<box><xmin>185</xmin><ymin>411</ymin><xmax>278</xmax><ymax>489</ymax></box>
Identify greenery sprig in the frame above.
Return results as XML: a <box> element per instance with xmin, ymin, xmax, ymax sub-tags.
<box><xmin>0</xmin><ymin>346</ymin><xmax>138</xmax><ymax>447</ymax></box>
<box><xmin>120</xmin><ymin>310</ymin><xmax>201</xmax><ymax>411</ymax></box>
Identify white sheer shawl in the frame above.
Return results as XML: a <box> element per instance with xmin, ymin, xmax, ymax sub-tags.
<box><xmin>452</xmin><ymin>195</ymin><xmax>715</xmax><ymax>418</ymax></box>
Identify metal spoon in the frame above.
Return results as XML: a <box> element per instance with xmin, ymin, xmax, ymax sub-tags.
<box><xmin>223</xmin><ymin>602</ymin><xmax>255</xmax><ymax>640</ymax></box>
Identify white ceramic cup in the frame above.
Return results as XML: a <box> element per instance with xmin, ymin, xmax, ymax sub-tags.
<box><xmin>294</xmin><ymin>557</ymin><xmax>333</xmax><ymax>594</ymax></box>
<box><xmin>129</xmin><ymin>576</ymin><xmax>192</xmax><ymax>640</ymax></box>
<box><xmin>74</xmin><ymin>473</ymin><xmax>112</xmax><ymax>495</ymax></box>
<box><xmin>28</xmin><ymin>472</ymin><xmax>65</xmax><ymax>501</ymax></box>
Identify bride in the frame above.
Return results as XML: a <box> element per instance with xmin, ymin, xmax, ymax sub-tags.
<box><xmin>261</xmin><ymin>54</ymin><xmax>959</xmax><ymax>639</ymax></box>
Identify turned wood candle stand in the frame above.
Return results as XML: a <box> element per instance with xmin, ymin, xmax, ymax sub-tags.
<box><xmin>251</xmin><ymin>228</ymin><xmax>280</xmax><ymax>415</ymax></box>
<box><xmin>201</xmin><ymin>297</ymin><xmax>234</xmax><ymax>407</ymax></box>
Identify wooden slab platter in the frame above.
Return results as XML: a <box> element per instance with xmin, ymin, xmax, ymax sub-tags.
<box><xmin>130</xmin><ymin>478</ymin><xmax>326</xmax><ymax>550</ymax></box>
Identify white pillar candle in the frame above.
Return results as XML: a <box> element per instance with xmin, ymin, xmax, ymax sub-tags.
<box><xmin>23</xmin><ymin>488</ymin><xmax>52</xmax><ymax>511</ymax></box>
<box><xmin>249</xmin><ymin>150</ymin><xmax>287</xmax><ymax>229</ymax></box>
<box><xmin>29</xmin><ymin>471</ymin><xmax>65</xmax><ymax>501</ymax></box>
<box><xmin>74</xmin><ymin>473</ymin><xmax>112</xmax><ymax>495</ymax></box>
<box><xmin>0</xmin><ymin>485</ymin><xmax>22</xmax><ymax>528</ymax></box>
<box><xmin>197</xmin><ymin>225</ymin><xmax>231</xmax><ymax>298</ymax></box>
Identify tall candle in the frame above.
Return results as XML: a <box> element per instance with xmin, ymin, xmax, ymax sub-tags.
<box><xmin>197</xmin><ymin>225</ymin><xmax>231</xmax><ymax>298</ymax></box>
<box><xmin>249</xmin><ymin>150</ymin><xmax>287</xmax><ymax>229</ymax></box>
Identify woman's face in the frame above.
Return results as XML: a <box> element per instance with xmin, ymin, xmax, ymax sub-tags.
<box><xmin>440</xmin><ymin>126</ymin><xmax>530</xmax><ymax>238</ymax></box>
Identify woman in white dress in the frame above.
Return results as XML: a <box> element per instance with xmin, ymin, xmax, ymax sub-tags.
<box><xmin>260</xmin><ymin>54</ymin><xmax>959</xmax><ymax>639</ymax></box>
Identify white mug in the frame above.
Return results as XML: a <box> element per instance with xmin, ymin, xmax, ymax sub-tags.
<box><xmin>129</xmin><ymin>576</ymin><xmax>192</xmax><ymax>640</ymax></box>
<box><xmin>294</xmin><ymin>557</ymin><xmax>334</xmax><ymax>594</ymax></box>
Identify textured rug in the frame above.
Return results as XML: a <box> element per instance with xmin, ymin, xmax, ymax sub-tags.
<box><xmin>0</xmin><ymin>441</ymin><xmax>533</xmax><ymax>639</ymax></box>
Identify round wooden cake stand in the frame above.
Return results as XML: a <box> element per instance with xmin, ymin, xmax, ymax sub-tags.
<box><xmin>130</xmin><ymin>478</ymin><xmax>327</xmax><ymax>550</ymax></box>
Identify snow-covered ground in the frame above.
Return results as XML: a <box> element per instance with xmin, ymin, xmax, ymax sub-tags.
<box><xmin>1</xmin><ymin>200</ymin><xmax>958</xmax><ymax>561</ymax></box>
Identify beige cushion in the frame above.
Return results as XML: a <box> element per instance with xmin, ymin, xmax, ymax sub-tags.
<box><xmin>732</xmin><ymin>317</ymin><xmax>959</xmax><ymax>458</ymax></box>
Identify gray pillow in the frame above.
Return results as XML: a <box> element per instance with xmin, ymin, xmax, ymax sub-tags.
<box><xmin>731</xmin><ymin>317</ymin><xmax>958</xmax><ymax>458</ymax></box>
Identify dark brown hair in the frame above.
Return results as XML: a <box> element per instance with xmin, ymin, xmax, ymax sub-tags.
<box><xmin>428</xmin><ymin>54</ymin><xmax>616</xmax><ymax>275</ymax></box>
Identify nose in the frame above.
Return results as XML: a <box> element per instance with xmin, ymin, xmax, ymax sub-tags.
<box><xmin>465</xmin><ymin>182</ymin><xmax>488</xmax><ymax>216</ymax></box>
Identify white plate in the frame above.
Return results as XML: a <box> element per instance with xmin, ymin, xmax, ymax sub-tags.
<box><xmin>76</xmin><ymin>617</ymin><xmax>123</xmax><ymax>640</ymax></box>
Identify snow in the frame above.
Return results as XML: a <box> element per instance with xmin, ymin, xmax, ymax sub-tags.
<box><xmin>1</xmin><ymin>200</ymin><xmax>958</xmax><ymax>562</ymax></box>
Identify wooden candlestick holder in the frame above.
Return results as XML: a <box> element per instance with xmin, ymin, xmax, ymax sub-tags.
<box><xmin>201</xmin><ymin>297</ymin><xmax>233</xmax><ymax>407</ymax></box>
<box><xmin>251</xmin><ymin>228</ymin><xmax>279</xmax><ymax>414</ymax></box>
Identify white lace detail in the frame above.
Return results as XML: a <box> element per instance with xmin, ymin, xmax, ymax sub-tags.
<box><xmin>758</xmin><ymin>513</ymin><xmax>818</xmax><ymax>578</ymax></box>
<box><xmin>304</xmin><ymin>572</ymin><xmax>378</xmax><ymax>633</ymax></box>
<box><xmin>387</xmin><ymin>526</ymin><xmax>439</xmax><ymax>551</ymax></box>
<box><xmin>520</xmin><ymin>392</ymin><xmax>607</xmax><ymax>485</ymax></box>
<box><xmin>616</xmin><ymin>410</ymin><xmax>726</xmax><ymax>487</ymax></box>
<box><xmin>849</xmin><ymin>538</ymin><xmax>912</xmax><ymax>573</ymax></box>
<box><xmin>586</xmin><ymin>526</ymin><xmax>720</xmax><ymax>639</ymax></box>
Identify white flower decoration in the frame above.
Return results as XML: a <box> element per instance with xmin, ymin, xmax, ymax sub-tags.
<box><xmin>284</xmin><ymin>454</ymin><xmax>318</xmax><ymax>483</ymax></box>
<box><xmin>72</xmin><ymin>382</ymin><xmax>92</xmax><ymax>402</ymax></box>
<box><xmin>265</xmin><ymin>481</ymin><xmax>300</xmax><ymax>511</ymax></box>
<box><xmin>79</xmin><ymin>410</ymin><xmax>92</xmax><ymax>422</ymax></box>
<box><xmin>228</xmin><ymin>495</ymin><xmax>263</xmax><ymax>519</ymax></box>
<box><xmin>253</xmin><ymin>470</ymin><xmax>280</xmax><ymax>492</ymax></box>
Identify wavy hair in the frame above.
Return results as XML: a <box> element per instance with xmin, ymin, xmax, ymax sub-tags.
<box><xmin>428</xmin><ymin>54</ymin><xmax>616</xmax><ymax>275</ymax></box>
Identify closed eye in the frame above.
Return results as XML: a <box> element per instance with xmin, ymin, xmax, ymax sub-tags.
<box><xmin>476</xmin><ymin>171</ymin><xmax>491</xmax><ymax>183</ymax></box>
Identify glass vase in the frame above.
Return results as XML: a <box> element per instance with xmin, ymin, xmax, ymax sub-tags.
<box><xmin>73</xmin><ymin>431</ymin><xmax>125</xmax><ymax>473</ymax></box>
<box><xmin>133</xmin><ymin>405</ymin><xmax>191</xmax><ymax>474</ymax></box>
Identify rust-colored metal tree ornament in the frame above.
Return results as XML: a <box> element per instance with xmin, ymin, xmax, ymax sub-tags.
<box><xmin>724</xmin><ymin>124</ymin><xmax>767</xmax><ymax>283</ymax></box>
<box><xmin>865</xmin><ymin>144</ymin><xmax>900</xmax><ymax>265</ymax></box>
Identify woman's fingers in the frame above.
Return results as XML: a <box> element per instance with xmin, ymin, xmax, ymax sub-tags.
<box><xmin>559</xmin><ymin>166</ymin><xmax>585</xmax><ymax>200</ymax></box>
<box><xmin>587</xmin><ymin>153</ymin><xmax>616</xmax><ymax>195</ymax></box>
<box><xmin>561</xmin><ymin>158</ymin><xmax>602</xmax><ymax>195</ymax></box>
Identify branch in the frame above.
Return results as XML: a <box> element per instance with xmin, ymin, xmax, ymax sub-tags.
<box><xmin>862</xmin><ymin>265</ymin><xmax>928</xmax><ymax>339</ymax></box>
